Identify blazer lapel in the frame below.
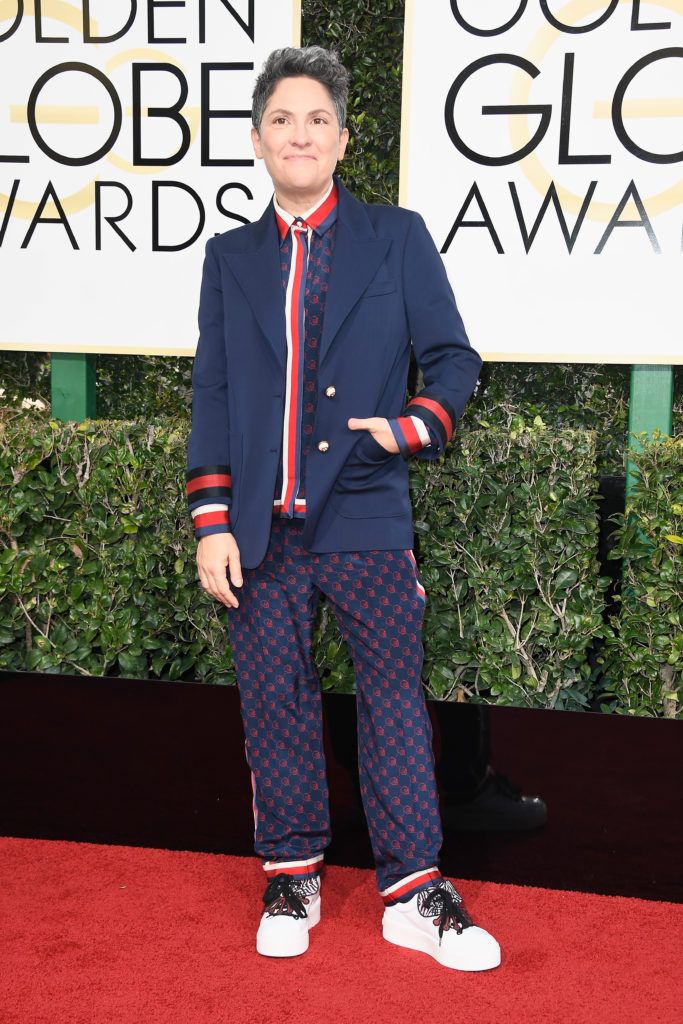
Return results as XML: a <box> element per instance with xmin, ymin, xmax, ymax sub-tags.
<box><xmin>220</xmin><ymin>201</ymin><xmax>286</xmax><ymax>371</ymax></box>
<box><xmin>319</xmin><ymin>176</ymin><xmax>391</xmax><ymax>368</ymax></box>
<box><xmin>219</xmin><ymin>176</ymin><xmax>390</xmax><ymax>372</ymax></box>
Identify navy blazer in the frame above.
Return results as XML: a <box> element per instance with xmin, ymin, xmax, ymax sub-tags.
<box><xmin>186</xmin><ymin>173</ymin><xmax>483</xmax><ymax>569</ymax></box>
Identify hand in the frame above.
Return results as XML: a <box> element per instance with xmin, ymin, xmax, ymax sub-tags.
<box><xmin>347</xmin><ymin>416</ymin><xmax>399</xmax><ymax>454</ymax></box>
<box><xmin>197</xmin><ymin>532</ymin><xmax>243</xmax><ymax>609</ymax></box>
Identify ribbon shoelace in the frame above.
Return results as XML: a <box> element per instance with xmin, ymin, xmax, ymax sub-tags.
<box><xmin>422</xmin><ymin>884</ymin><xmax>475</xmax><ymax>944</ymax></box>
<box><xmin>262</xmin><ymin>872</ymin><xmax>310</xmax><ymax>919</ymax></box>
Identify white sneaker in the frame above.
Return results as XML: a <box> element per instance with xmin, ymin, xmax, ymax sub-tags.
<box><xmin>382</xmin><ymin>878</ymin><xmax>501</xmax><ymax>971</ymax></box>
<box><xmin>256</xmin><ymin>871</ymin><xmax>321</xmax><ymax>957</ymax></box>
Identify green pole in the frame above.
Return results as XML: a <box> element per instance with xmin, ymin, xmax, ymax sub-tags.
<box><xmin>622</xmin><ymin>364</ymin><xmax>674</xmax><ymax>567</ymax></box>
<box><xmin>51</xmin><ymin>353</ymin><xmax>97</xmax><ymax>422</ymax></box>
<box><xmin>625</xmin><ymin>365</ymin><xmax>674</xmax><ymax>498</ymax></box>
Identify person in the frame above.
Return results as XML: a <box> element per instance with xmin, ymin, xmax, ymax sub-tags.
<box><xmin>186</xmin><ymin>45</ymin><xmax>500</xmax><ymax>972</ymax></box>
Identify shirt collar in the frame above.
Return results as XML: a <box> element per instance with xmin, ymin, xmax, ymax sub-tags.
<box><xmin>273</xmin><ymin>179</ymin><xmax>338</xmax><ymax>243</ymax></box>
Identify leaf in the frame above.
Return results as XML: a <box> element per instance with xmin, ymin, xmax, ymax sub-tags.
<box><xmin>555</xmin><ymin>569</ymin><xmax>578</xmax><ymax>590</ymax></box>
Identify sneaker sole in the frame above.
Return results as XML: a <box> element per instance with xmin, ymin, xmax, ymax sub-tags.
<box><xmin>382</xmin><ymin>914</ymin><xmax>501</xmax><ymax>971</ymax></box>
<box><xmin>256</xmin><ymin>897</ymin><xmax>321</xmax><ymax>958</ymax></box>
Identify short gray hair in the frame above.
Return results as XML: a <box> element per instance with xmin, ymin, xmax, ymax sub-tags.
<box><xmin>251</xmin><ymin>46</ymin><xmax>350</xmax><ymax>134</ymax></box>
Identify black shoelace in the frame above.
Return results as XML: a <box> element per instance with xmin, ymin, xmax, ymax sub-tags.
<box><xmin>422</xmin><ymin>884</ymin><xmax>474</xmax><ymax>944</ymax></box>
<box><xmin>262</xmin><ymin>872</ymin><xmax>309</xmax><ymax>919</ymax></box>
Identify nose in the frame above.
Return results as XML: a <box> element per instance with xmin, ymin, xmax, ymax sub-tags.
<box><xmin>290</xmin><ymin>121</ymin><xmax>312</xmax><ymax>147</ymax></box>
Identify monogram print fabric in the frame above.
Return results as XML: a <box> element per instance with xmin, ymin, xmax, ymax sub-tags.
<box><xmin>226</xmin><ymin>516</ymin><xmax>442</xmax><ymax>894</ymax></box>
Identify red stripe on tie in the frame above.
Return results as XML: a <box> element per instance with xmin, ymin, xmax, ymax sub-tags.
<box><xmin>187</xmin><ymin>472</ymin><xmax>231</xmax><ymax>494</ymax></box>
<box><xmin>272</xmin><ymin>500</ymin><xmax>307</xmax><ymax>516</ymax></box>
<box><xmin>408</xmin><ymin>397</ymin><xmax>454</xmax><ymax>440</ymax></box>
<box><xmin>282</xmin><ymin>227</ymin><xmax>306</xmax><ymax>514</ymax></box>
<box><xmin>396</xmin><ymin>415</ymin><xmax>423</xmax><ymax>454</ymax></box>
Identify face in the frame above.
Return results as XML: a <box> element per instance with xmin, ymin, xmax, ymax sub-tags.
<box><xmin>251</xmin><ymin>75</ymin><xmax>349</xmax><ymax>203</ymax></box>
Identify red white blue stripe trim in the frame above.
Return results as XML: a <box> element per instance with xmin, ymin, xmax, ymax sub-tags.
<box><xmin>404</xmin><ymin>389</ymin><xmax>458</xmax><ymax>452</ymax></box>
<box><xmin>380</xmin><ymin>867</ymin><xmax>442</xmax><ymax>905</ymax></box>
<box><xmin>273</xmin><ymin>181</ymin><xmax>338</xmax><ymax>519</ymax></box>
<box><xmin>406</xmin><ymin>548</ymin><xmax>426</xmax><ymax>601</ymax></box>
<box><xmin>186</xmin><ymin>465</ymin><xmax>232</xmax><ymax>538</ymax></box>
<box><xmin>191</xmin><ymin>504</ymin><xmax>230</xmax><ymax>533</ymax></box>
<box><xmin>245</xmin><ymin>738</ymin><xmax>259</xmax><ymax>834</ymax></box>
<box><xmin>263</xmin><ymin>853</ymin><xmax>324</xmax><ymax>880</ymax></box>
<box><xmin>272</xmin><ymin>497</ymin><xmax>307</xmax><ymax>513</ymax></box>
<box><xmin>388</xmin><ymin>414</ymin><xmax>432</xmax><ymax>457</ymax></box>
<box><xmin>280</xmin><ymin>218</ymin><xmax>307</xmax><ymax>516</ymax></box>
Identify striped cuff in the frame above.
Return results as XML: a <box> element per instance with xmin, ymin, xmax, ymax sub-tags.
<box><xmin>186</xmin><ymin>464</ymin><xmax>232</xmax><ymax>539</ymax></box>
<box><xmin>388</xmin><ymin>414</ymin><xmax>434</xmax><ymax>459</ymax></box>
<box><xmin>263</xmin><ymin>854</ymin><xmax>324</xmax><ymax>882</ymax></box>
<box><xmin>380</xmin><ymin>867</ymin><xmax>443</xmax><ymax>906</ymax></box>
<box><xmin>191</xmin><ymin>503</ymin><xmax>231</xmax><ymax>539</ymax></box>
<box><xmin>403</xmin><ymin>390</ymin><xmax>457</xmax><ymax>452</ymax></box>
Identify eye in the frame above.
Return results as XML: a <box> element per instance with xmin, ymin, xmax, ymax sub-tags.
<box><xmin>273</xmin><ymin>116</ymin><xmax>288</xmax><ymax>125</ymax></box>
<box><xmin>312</xmin><ymin>116</ymin><xmax>328</xmax><ymax>125</ymax></box>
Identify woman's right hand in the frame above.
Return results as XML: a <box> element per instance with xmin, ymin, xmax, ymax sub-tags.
<box><xmin>197</xmin><ymin>532</ymin><xmax>243</xmax><ymax>608</ymax></box>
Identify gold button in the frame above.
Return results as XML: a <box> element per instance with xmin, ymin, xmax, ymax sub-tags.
<box><xmin>325</xmin><ymin>385</ymin><xmax>336</xmax><ymax>398</ymax></box>
<box><xmin>317</xmin><ymin>440</ymin><xmax>330</xmax><ymax>452</ymax></box>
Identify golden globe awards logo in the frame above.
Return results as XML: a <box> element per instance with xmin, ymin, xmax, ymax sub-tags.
<box><xmin>0</xmin><ymin>0</ymin><xmax>266</xmax><ymax>252</ymax></box>
<box><xmin>436</xmin><ymin>0</ymin><xmax>682</xmax><ymax>256</ymax></box>
<box><xmin>401</xmin><ymin>0</ymin><xmax>682</xmax><ymax>362</ymax></box>
<box><xmin>0</xmin><ymin>0</ymin><xmax>296</xmax><ymax>352</ymax></box>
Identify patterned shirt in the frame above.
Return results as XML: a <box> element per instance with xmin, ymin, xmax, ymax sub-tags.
<box><xmin>271</xmin><ymin>179</ymin><xmax>339</xmax><ymax>519</ymax></box>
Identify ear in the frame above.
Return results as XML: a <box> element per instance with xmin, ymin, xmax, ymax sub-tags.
<box><xmin>337</xmin><ymin>126</ymin><xmax>350</xmax><ymax>161</ymax></box>
<box><xmin>251</xmin><ymin>126</ymin><xmax>263</xmax><ymax>160</ymax></box>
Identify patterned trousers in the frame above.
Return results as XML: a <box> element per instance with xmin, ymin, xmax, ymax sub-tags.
<box><xmin>226</xmin><ymin>515</ymin><xmax>444</xmax><ymax>901</ymax></box>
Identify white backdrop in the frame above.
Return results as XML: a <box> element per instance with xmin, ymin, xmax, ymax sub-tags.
<box><xmin>0</xmin><ymin>0</ymin><xmax>300</xmax><ymax>354</ymax></box>
<box><xmin>400</xmin><ymin>0</ymin><xmax>682</xmax><ymax>363</ymax></box>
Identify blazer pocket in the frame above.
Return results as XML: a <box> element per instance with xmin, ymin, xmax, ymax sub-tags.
<box><xmin>329</xmin><ymin>440</ymin><xmax>408</xmax><ymax>519</ymax></box>
<box><xmin>364</xmin><ymin>278</ymin><xmax>397</xmax><ymax>298</ymax></box>
<box><xmin>355</xmin><ymin>430</ymin><xmax>397</xmax><ymax>464</ymax></box>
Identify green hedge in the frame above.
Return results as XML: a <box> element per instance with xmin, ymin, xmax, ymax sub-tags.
<box><xmin>2</xmin><ymin>412</ymin><xmax>609</xmax><ymax>709</ymax></box>
<box><xmin>0</xmin><ymin>414</ymin><xmax>230</xmax><ymax>681</ymax></box>
<box><xmin>316</xmin><ymin>420</ymin><xmax>609</xmax><ymax>711</ymax></box>
<box><xmin>3</xmin><ymin>412</ymin><xmax>680</xmax><ymax>717</ymax></box>
<box><xmin>597</xmin><ymin>432</ymin><xmax>683</xmax><ymax>718</ymax></box>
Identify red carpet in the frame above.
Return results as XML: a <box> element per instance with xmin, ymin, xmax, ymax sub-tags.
<box><xmin>0</xmin><ymin>836</ymin><xmax>679</xmax><ymax>1024</ymax></box>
